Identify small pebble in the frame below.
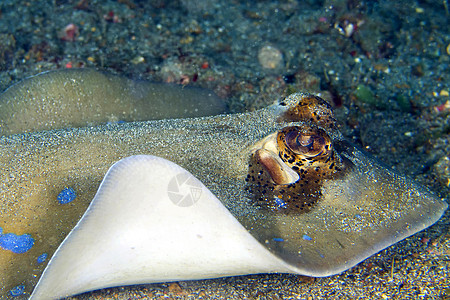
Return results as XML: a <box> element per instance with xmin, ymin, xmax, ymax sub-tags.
<box><xmin>433</xmin><ymin>156</ymin><xmax>450</xmax><ymax>187</ymax></box>
<box><xmin>168</xmin><ymin>282</ymin><xmax>183</xmax><ymax>295</ymax></box>
<box><xmin>421</xmin><ymin>237</ymin><xmax>430</xmax><ymax>244</ymax></box>
<box><xmin>258</xmin><ymin>45</ymin><xmax>283</xmax><ymax>69</ymax></box>
<box><xmin>439</xmin><ymin>89</ymin><xmax>449</xmax><ymax>97</ymax></box>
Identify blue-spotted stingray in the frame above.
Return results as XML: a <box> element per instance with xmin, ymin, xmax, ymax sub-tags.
<box><xmin>0</xmin><ymin>69</ymin><xmax>447</xmax><ymax>299</ymax></box>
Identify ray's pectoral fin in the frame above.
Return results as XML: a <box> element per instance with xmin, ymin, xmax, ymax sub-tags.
<box><xmin>31</xmin><ymin>155</ymin><xmax>295</xmax><ymax>300</ymax></box>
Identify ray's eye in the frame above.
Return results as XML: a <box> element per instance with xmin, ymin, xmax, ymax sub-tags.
<box><xmin>279</xmin><ymin>126</ymin><xmax>331</xmax><ymax>160</ymax></box>
<box><xmin>284</xmin><ymin>130</ymin><xmax>326</xmax><ymax>157</ymax></box>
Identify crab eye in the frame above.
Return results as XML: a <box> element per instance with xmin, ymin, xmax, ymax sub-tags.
<box><xmin>284</xmin><ymin>130</ymin><xmax>326</xmax><ymax>157</ymax></box>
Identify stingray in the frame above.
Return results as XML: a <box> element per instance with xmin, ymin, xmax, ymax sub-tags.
<box><xmin>0</xmin><ymin>68</ymin><xmax>227</xmax><ymax>136</ymax></box>
<box><xmin>0</xmin><ymin>70</ymin><xmax>446</xmax><ymax>299</ymax></box>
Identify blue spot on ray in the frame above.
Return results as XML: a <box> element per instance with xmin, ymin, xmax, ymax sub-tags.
<box><xmin>0</xmin><ymin>231</ymin><xmax>34</xmax><ymax>254</ymax></box>
<box><xmin>273</xmin><ymin>237</ymin><xmax>284</xmax><ymax>242</ymax></box>
<box><xmin>57</xmin><ymin>187</ymin><xmax>77</xmax><ymax>204</ymax></box>
<box><xmin>37</xmin><ymin>253</ymin><xmax>48</xmax><ymax>264</ymax></box>
<box><xmin>10</xmin><ymin>285</ymin><xmax>25</xmax><ymax>297</ymax></box>
<box><xmin>302</xmin><ymin>234</ymin><xmax>312</xmax><ymax>241</ymax></box>
<box><xmin>274</xmin><ymin>196</ymin><xmax>287</xmax><ymax>209</ymax></box>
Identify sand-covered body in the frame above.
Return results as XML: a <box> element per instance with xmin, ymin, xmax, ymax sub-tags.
<box><xmin>0</xmin><ymin>71</ymin><xmax>446</xmax><ymax>299</ymax></box>
<box><xmin>0</xmin><ymin>69</ymin><xmax>227</xmax><ymax>136</ymax></box>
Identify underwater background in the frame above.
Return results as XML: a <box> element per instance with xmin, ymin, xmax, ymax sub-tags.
<box><xmin>0</xmin><ymin>0</ymin><xmax>448</xmax><ymax>299</ymax></box>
